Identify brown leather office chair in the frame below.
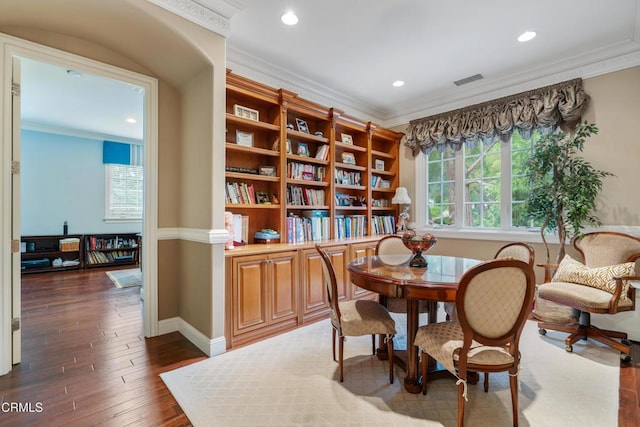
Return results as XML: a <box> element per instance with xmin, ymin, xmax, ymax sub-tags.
<box><xmin>537</xmin><ymin>231</ymin><xmax>640</xmax><ymax>360</ymax></box>
<box><xmin>316</xmin><ymin>244</ymin><xmax>396</xmax><ymax>383</ymax></box>
<box><xmin>414</xmin><ymin>258</ymin><xmax>535</xmax><ymax>427</ymax></box>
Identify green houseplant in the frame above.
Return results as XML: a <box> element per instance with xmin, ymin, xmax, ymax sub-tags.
<box><xmin>526</xmin><ymin>122</ymin><xmax>613</xmax><ymax>264</ymax></box>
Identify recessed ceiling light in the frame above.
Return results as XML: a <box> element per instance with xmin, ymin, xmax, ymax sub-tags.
<box><xmin>281</xmin><ymin>11</ymin><xmax>298</xmax><ymax>26</ymax></box>
<box><xmin>392</xmin><ymin>80</ymin><xmax>405</xmax><ymax>87</ymax></box>
<box><xmin>517</xmin><ymin>31</ymin><xmax>536</xmax><ymax>42</ymax></box>
<box><xmin>66</xmin><ymin>69</ymin><xmax>82</xmax><ymax>78</ymax></box>
<box><xmin>126</xmin><ymin>118</ymin><xmax>137</xmax><ymax>124</ymax></box>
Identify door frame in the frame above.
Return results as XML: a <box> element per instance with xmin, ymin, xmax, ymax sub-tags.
<box><xmin>0</xmin><ymin>33</ymin><xmax>160</xmax><ymax>375</ymax></box>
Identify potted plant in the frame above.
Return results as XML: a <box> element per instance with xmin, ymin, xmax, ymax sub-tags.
<box><xmin>526</xmin><ymin>122</ymin><xmax>613</xmax><ymax>264</ymax></box>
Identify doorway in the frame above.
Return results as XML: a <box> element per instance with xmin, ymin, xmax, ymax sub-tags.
<box><xmin>1</xmin><ymin>35</ymin><xmax>159</xmax><ymax>373</ymax></box>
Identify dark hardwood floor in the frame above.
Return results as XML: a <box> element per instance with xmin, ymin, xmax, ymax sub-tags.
<box><xmin>0</xmin><ymin>268</ymin><xmax>638</xmax><ymax>426</ymax></box>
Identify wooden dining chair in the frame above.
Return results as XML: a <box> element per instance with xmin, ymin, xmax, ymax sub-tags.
<box><xmin>414</xmin><ymin>258</ymin><xmax>535</xmax><ymax>427</ymax></box>
<box><xmin>316</xmin><ymin>244</ymin><xmax>396</xmax><ymax>383</ymax></box>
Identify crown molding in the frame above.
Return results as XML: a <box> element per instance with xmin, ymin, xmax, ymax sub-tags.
<box><xmin>147</xmin><ymin>0</ymin><xmax>245</xmax><ymax>37</ymax></box>
<box><xmin>228</xmin><ymin>36</ymin><xmax>640</xmax><ymax>129</ymax></box>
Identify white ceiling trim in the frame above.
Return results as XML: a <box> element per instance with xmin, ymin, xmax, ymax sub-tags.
<box><xmin>226</xmin><ymin>46</ymin><xmax>384</xmax><ymax>123</ymax></box>
<box><xmin>146</xmin><ymin>0</ymin><xmax>245</xmax><ymax>37</ymax></box>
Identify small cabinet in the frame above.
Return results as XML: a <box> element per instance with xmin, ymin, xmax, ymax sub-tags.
<box><xmin>228</xmin><ymin>250</ymin><xmax>298</xmax><ymax>347</ymax></box>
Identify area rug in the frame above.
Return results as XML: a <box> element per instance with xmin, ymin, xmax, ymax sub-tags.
<box><xmin>160</xmin><ymin>315</ymin><xmax>619</xmax><ymax>426</ymax></box>
<box><xmin>106</xmin><ymin>268</ymin><xmax>142</xmax><ymax>288</ymax></box>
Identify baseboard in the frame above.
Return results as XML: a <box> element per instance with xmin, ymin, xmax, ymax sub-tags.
<box><xmin>158</xmin><ymin>316</ymin><xmax>226</xmax><ymax>357</ymax></box>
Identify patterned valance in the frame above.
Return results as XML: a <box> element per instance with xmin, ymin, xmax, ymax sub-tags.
<box><xmin>402</xmin><ymin>78</ymin><xmax>589</xmax><ymax>156</ymax></box>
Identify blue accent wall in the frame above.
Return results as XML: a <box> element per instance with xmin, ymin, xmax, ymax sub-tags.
<box><xmin>20</xmin><ymin>130</ymin><xmax>142</xmax><ymax>235</ymax></box>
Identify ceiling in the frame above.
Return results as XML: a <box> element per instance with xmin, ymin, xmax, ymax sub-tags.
<box><xmin>18</xmin><ymin>0</ymin><xmax>640</xmax><ymax>139</ymax></box>
<box><xmin>226</xmin><ymin>0</ymin><xmax>640</xmax><ymax>126</ymax></box>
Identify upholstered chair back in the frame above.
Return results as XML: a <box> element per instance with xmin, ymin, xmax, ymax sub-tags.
<box><xmin>494</xmin><ymin>242</ymin><xmax>535</xmax><ymax>266</ymax></box>
<box><xmin>574</xmin><ymin>232</ymin><xmax>640</xmax><ymax>270</ymax></box>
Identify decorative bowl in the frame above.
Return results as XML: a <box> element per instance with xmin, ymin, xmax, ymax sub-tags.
<box><xmin>401</xmin><ymin>231</ymin><xmax>437</xmax><ymax>268</ymax></box>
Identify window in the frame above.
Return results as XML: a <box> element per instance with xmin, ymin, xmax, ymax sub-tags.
<box><xmin>424</xmin><ymin>131</ymin><xmax>539</xmax><ymax>231</ymax></box>
<box><xmin>105</xmin><ymin>164</ymin><xmax>143</xmax><ymax>220</ymax></box>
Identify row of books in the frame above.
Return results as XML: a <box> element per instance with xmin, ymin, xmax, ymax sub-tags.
<box><xmin>86</xmin><ymin>236</ymin><xmax>137</xmax><ymax>251</ymax></box>
<box><xmin>371</xmin><ymin>215</ymin><xmax>396</xmax><ymax>235</ymax></box>
<box><xmin>287</xmin><ymin>186</ymin><xmax>325</xmax><ymax>206</ymax></box>
<box><xmin>334</xmin><ymin>169</ymin><xmax>362</xmax><ymax>186</ymax></box>
<box><xmin>286</xmin><ymin>211</ymin><xmax>330</xmax><ymax>243</ymax></box>
<box><xmin>371</xmin><ymin>176</ymin><xmax>391</xmax><ymax>188</ymax></box>
<box><xmin>335</xmin><ymin>193</ymin><xmax>366</xmax><ymax>207</ymax></box>
<box><xmin>225</xmin><ymin>182</ymin><xmax>256</xmax><ymax>204</ymax></box>
<box><xmin>314</xmin><ymin>144</ymin><xmax>330</xmax><ymax>160</ymax></box>
<box><xmin>371</xmin><ymin>198</ymin><xmax>392</xmax><ymax>207</ymax></box>
<box><xmin>335</xmin><ymin>215</ymin><xmax>367</xmax><ymax>239</ymax></box>
<box><xmin>287</xmin><ymin>162</ymin><xmax>326</xmax><ymax>181</ymax></box>
<box><xmin>86</xmin><ymin>250</ymin><xmax>135</xmax><ymax>264</ymax></box>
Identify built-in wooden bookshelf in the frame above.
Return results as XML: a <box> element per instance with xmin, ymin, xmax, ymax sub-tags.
<box><xmin>225</xmin><ymin>70</ymin><xmax>402</xmax><ymax>244</ymax></box>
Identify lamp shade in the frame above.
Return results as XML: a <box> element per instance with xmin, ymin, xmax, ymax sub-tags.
<box><xmin>392</xmin><ymin>187</ymin><xmax>411</xmax><ymax>204</ymax></box>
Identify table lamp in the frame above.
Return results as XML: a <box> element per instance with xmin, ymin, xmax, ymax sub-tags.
<box><xmin>392</xmin><ymin>187</ymin><xmax>411</xmax><ymax>231</ymax></box>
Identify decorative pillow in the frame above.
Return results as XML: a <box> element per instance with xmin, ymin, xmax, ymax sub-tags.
<box><xmin>552</xmin><ymin>255</ymin><xmax>634</xmax><ymax>301</ymax></box>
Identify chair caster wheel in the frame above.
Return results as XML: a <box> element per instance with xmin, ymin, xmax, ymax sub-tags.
<box><xmin>538</xmin><ymin>328</ymin><xmax>547</xmax><ymax>336</ymax></box>
<box><xmin>565</xmin><ymin>344</ymin><xmax>573</xmax><ymax>353</ymax></box>
<box><xmin>621</xmin><ymin>340</ymin><xmax>632</xmax><ymax>362</ymax></box>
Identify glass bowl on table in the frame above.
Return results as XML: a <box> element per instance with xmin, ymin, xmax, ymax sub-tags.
<box><xmin>401</xmin><ymin>231</ymin><xmax>437</xmax><ymax>268</ymax></box>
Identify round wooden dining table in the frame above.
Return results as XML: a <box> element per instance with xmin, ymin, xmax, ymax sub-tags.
<box><xmin>347</xmin><ymin>254</ymin><xmax>482</xmax><ymax>393</ymax></box>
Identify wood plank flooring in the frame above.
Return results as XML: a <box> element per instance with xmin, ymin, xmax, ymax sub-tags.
<box><xmin>1</xmin><ymin>268</ymin><xmax>638</xmax><ymax>426</ymax></box>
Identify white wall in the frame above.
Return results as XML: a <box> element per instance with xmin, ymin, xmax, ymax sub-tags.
<box><xmin>20</xmin><ymin>129</ymin><xmax>142</xmax><ymax>236</ymax></box>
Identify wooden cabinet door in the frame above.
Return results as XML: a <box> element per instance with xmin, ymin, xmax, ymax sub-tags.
<box><xmin>324</xmin><ymin>244</ymin><xmax>349</xmax><ymax>300</ymax></box>
<box><xmin>269</xmin><ymin>251</ymin><xmax>298</xmax><ymax>323</ymax></box>
<box><xmin>231</xmin><ymin>255</ymin><xmax>268</xmax><ymax>335</ymax></box>
<box><xmin>300</xmin><ymin>249</ymin><xmax>330</xmax><ymax>320</ymax></box>
<box><xmin>350</xmin><ymin>240</ymin><xmax>379</xmax><ymax>299</ymax></box>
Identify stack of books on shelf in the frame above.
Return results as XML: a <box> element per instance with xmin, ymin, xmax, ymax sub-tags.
<box><xmin>371</xmin><ymin>198</ymin><xmax>391</xmax><ymax>207</ymax></box>
<box><xmin>86</xmin><ymin>250</ymin><xmax>134</xmax><ymax>264</ymax></box>
<box><xmin>334</xmin><ymin>169</ymin><xmax>362</xmax><ymax>186</ymax></box>
<box><xmin>286</xmin><ymin>210</ymin><xmax>330</xmax><ymax>243</ymax></box>
<box><xmin>288</xmin><ymin>163</ymin><xmax>326</xmax><ymax>181</ymax></box>
<box><xmin>286</xmin><ymin>186</ymin><xmax>325</xmax><ymax>206</ymax></box>
<box><xmin>334</xmin><ymin>215</ymin><xmax>367</xmax><ymax>239</ymax></box>
<box><xmin>371</xmin><ymin>176</ymin><xmax>391</xmax><ymax>188</ymax></box>
<box><xmin>225</xmin><ymin>182</ymin><xmax>256</xmax><ymax>204</ymax></box>
<box><xmin>87</xmin><ymin>236</ymin><xmax>137</xmax><ymax>251</ymax></box>
<box><xmin>315</xmin><ymin>144</ymin><xmax>329</xmax><ymax>160</ymax></box>
<box><xmin>371</xmin><ymin>215</ymin><xmax>396</xmax><ymax>235</ymax></box>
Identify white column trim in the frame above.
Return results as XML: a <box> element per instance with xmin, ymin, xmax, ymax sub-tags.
<box><xmin>157</xmin><ymin>227</ymin><xmax>229</xmax><ymax>244</ymax></box>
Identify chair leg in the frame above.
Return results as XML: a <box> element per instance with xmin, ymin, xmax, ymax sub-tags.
<box><xmin>339</xmin><ymin>335</ymin><xmax>344</xmax><ymax>382</ymax></box>
<box><xmin>371</xmin><ymin>334</ymin><xmax>375</xmax><ymax>355</ymax></box>
<box><xmin>457</xmin><ymin>373</ymin><xmax>466</xmax><ymax>427</ymax></box>
<box><xmin>509</xmin><ymin>371</ymin><xmax>519</xmax><ymax>427</ymax></box>
<box><xmin>332</xmin><ymin>328</ymin><xmax>336</xmax><ymax>362</ymax></box>
<box><xmin>484</xmin><ymin>372</ymin><xmax>489</xmax><ymax>392</ymax></box>
<box><xmin>387</xmin><ymin>335</ymin><xmax>394</xmax><ymax>384</ymax></box>
<box><xmin>421</xmin><ymin>351</ymin><xmax>428</xmax><ymax>395</ymax></box>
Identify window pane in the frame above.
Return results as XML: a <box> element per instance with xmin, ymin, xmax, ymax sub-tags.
<box><xmin>484</xmin><ymin>203</ymin><xmax>501</xmax><ymax>228</ymax></box>
<box><xmin>465</xmin><ymin>155</ymin><xmax>481</xmax><ymax>179</ymax></box>
<box><xmin>512</xmin><ymin>202</ymin><xmax>529</xmax><ymax>227</ymax></box>
<box><xmin>428</xmin><ymin>161</ymin><xmax>441</xmax><ymax>182</ymax></box>
<box><xmin>442</xmin><ymin>182</ymin><xmax>455</xmax><ymax>203</ymax></box>
<box><xmin>511</xmin><ymin>176</ymin><xmax>530</xmax><ymax>202</ymax></box>
<box><xmin>511</xmin><ymin>150</ymin><xmax>531</xmax><ymax>176</ymax></box>
<box><xmin>483</xmin><ymin>178</ymin><xmax>500</xmax><ymax>202</ymax></box>
<box><xmin>466</xmin><ymin>181</ymin><xmax>481</xmax><ymax>202</ymax></box>
<box><xmin>442</xmin><ymin>158</ymin><xmax>455</xmax><ymax>180</ymax></box>
<box><xmin>107</xmin><ymin>164</ymin><xmax>143</xmax><ymax>219</ymax></box>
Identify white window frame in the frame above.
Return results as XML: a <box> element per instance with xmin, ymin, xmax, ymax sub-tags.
<box><xmin>104</xmin><ymin>163</ymin><xmax>143</xmax><ymax>222</ymax></box>
<box><xmin>414</xmin><ymin>138</ymin><xmax>553</xmax><ymax>243</ymax></box>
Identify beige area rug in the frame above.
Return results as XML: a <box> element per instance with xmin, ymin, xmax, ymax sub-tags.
<box><xmin>160</xmin><ymin>313</ymin><xmax>619</xmax><ymax>427</ymax></box>
<box><xmin>106</xmin><ymin>268</ymin><xmax>142</xmax><ymax>288</ymax></box>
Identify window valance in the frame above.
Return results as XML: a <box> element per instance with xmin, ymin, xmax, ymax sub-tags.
<box><xmin>103</xmin><ymin>141</ymin><xmax>144</xmax><ymax>166</ymax></box>
<box><xmin>402</xmin><ymin>78</ymin><xmax>589</xmax><ymax>156</ymax></box>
